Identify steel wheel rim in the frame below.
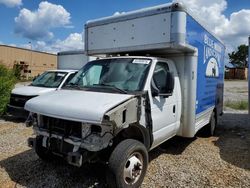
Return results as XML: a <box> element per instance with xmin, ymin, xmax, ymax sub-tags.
<box><xmin>123</xmin><ymin>152</ymin><xmax>143</xmax><ymax>185</ymax></box>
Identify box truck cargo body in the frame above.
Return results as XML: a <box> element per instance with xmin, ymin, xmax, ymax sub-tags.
<box><xmin>57</xmin><ymin>50</ymin><xmax>96</xmax><ymax>70</ymax></box>
<box><xmin>85</xmin><ymin>3</ymin><xmax>225</xmax><ymax>138</ymax></box>
<box><xmin>25</xmin><ymin>3</ymin><xmax>225</xmax><ymax>187</ymax></box>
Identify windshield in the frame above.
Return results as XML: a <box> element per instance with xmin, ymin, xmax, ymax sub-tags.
<box><xmin>66</xmin><ymin>58</ymin><xmax>151</xmax><ymax>93</ymax></box>
<box><xmin>31</xmin><ymin>71</ymin><xmax>67</xmax><ymax>88</ymax></box>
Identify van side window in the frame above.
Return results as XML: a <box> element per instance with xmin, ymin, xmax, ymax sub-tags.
<box><xmin>152</xmin><ymin>62</ymin><xmax>169</xmax><ymax>92</ymax></box>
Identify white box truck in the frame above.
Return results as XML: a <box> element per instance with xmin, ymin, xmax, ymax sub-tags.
<box><xmin>25</xmin><ymin>3</ymin><xmax>225</xmax><ymax>187</ymax></box>
<box><xmin>57</xmin><ymin>50</ymin><xmax>96</xmax><ymax>70</ymax></box>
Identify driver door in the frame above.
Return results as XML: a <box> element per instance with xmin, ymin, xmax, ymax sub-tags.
<box><xmin>150</xmin><ymin>61</ymin><xmax>177</xmax><ymax>148</ymax></box>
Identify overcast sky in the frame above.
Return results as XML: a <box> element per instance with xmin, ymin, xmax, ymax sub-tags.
<box><xmin>0</xmin><ymin>0</ymin><xmax>249</xmax><ymax>55</ymax></box>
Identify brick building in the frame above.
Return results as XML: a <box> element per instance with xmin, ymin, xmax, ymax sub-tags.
<box><xmin>0</xmin><ymin>44</ymin><xmax>57</xmax><ymax>78</ymax></box>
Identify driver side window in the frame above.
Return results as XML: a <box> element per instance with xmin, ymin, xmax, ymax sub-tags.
<box><xmin>152</xmin><ymin>62</ymin><xmax>169</xmax><ymax>92</ymax></box>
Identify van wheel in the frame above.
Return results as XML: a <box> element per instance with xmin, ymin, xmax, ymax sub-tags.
<box><xmin>107</xmin><ymin>139</ymin><xmax>148</xmax><ymax>188</ymax></box>
<box><xmin>35</xmin><ymin>136</ymin><xmax>53</xmax><ymax>161</ymax></box>
<box><xmin>206</xmin><ymin>111</ymin><xmax>217</xmax><ymax>136</ymax></box>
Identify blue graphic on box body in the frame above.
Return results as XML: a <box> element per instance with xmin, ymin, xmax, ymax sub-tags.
<box><xmin>186</xmin><ymin>15</ymin><xmax>225</xmax><ymax>115</ymax></box>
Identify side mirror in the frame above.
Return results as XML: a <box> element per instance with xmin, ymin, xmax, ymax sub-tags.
<box><xmin>152</xmin><ymin>72</ymin><xmax>175</xmax><ymax>97</ymax></box>
<box><xmin>166</xmin><ymin>72</ymin><xmax>175</xmax><ymax>93</ymax></box>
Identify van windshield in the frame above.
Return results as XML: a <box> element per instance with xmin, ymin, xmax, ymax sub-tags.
<box><xmin>31</xmin><ymin>71</ymin><xmax>67</xmax><ymax>88</ymax></box>
<box><xmin>66</xmin><ymin>58</ymin><xmax>151</xmax><ymax>93</ymax></box>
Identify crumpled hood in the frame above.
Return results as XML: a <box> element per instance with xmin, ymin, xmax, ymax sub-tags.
<box><xmin>25</xmin><ymin>90</ymin><xmax>134</xmax><ymax>123</ymax></box>
<box><xmin>12</xmin><ymin>86</ymin><xmax>55</xmax><ymax>96</ymax></box>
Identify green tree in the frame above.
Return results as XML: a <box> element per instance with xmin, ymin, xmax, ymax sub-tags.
<box><xmin>0</xmin><ymin>64</ymin><xmax>17</xmax><ymax>115</ymax></box>
<box><xmin>228</xmin><ymin>44</ymin><xmax>248</xmax><ymax>68</ymax></box>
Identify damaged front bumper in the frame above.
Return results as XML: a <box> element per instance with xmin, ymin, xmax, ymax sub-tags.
<box><xmin>27</xmin><ymin>115</ymin><xmax>115</xmax><ymax>167</ymax></box>
<box><xmin>27</xmin><ymin>96</ymin><xmax>141</xmax><ymax>167</ymax></box>
<box><xmin>28</xmin><ymin>137</ymin><xmax>84</xmax><ymax>167</ymax></box>
<box><xmin>34</xmin><ymin>128</ymin><xmax>113</xmax><ymax>152</ymax></box>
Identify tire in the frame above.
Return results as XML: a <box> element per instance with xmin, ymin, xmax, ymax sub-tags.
<box><xmin>205</xmin><ymin>111</ymin><xmax>217</xmax><ymax>136</ymax></box>
<box><xmin>35</xmin><ymin>136</ymin><xmax>53</xmax><ymax>161</ymax></box>
<box><xmin>107</xmin><ymin>139</ymin><xmax>148</xmax><ymax>188</ymax></box>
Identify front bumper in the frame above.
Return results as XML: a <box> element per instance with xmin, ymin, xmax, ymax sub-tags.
<box><xmin>28</xmin><ymin>126</ymin><xmax>113</xmax><ymax>166</ymax></box>
<box><xmin>6</xmin><ymin>104</ymin><xmax>29</xmax><ymax>119</ymax></box>
<box><xmin>28</xmin><ymin>137</ymin><xmax>84</xmax><ymax>167</ymax></box>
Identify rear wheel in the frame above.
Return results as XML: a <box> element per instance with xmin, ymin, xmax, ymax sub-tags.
<box><xmin>107</xmin><ymin>139</ymin><xmax>148</xmax><ymax>188</ymax></box>
<box><xmin>205</xmin><ymin>111</ymin><xmax>217</xmax><ymax>136</ymax></box>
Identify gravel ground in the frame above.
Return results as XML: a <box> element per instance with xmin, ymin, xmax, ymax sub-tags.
<box><xmin>224</xmin><ymin>80</ymin><xmax>248</xmax><ymax>102</ymax></box>
<box><xmin>0</xmin><ymin>81</ymin><xmax>249</xmax><ymax>188</ymax></box>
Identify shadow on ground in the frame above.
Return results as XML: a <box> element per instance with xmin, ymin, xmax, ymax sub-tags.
<box><xmin>1</xmin><ymin>115</ymin><xmax>26</xmax><ymax>123</ymax></box>
<box><xmin>214</xmin><ymin>113</ymin><xmax>250</xmax><ymax>170</ymax></box>
<box><xmin>149</xmin><ymin>136</ymin><xmax>196</xmax><ymax>162</ymax></box>
<box><xmin>0</xmin><ymin>113</ymin><xmax>249</xmax><ymax>187</ymax></box>
<box><xmin>0</xmin><ymin>136</ymin><xmax>196</xmax><ymax>188</ymax></box>
<box><xmin>0</xmin><ymin>150</ymin><xmax>107</xmax><ymax>188</ymax></box>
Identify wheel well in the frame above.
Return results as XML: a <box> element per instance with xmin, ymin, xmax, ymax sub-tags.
<box><xmin>113</xmin><ymin>124</ymin><xmax>151</xmax><ymax>150</ymax></box>
<box><xmin>213</xmin><ymin>108</ymin><xmax>218</xmax><ymax>123</ymax></box>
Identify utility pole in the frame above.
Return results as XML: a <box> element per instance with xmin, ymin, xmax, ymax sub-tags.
<box><xmin>29</xmin><ymin>41</ymin><xmax>32</xmax><ymax>79</ymax></box>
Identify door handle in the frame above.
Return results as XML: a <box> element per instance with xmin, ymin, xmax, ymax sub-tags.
<box><xmin>173</xmin><ymin>105</ymin><xmax>176</xmax><ymax>113</ymax></box>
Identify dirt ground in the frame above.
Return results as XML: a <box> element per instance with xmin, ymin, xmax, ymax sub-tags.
<box><xmin>224</xmin><ymin>80</ymin><xmax>248</xmax><ymax>102</ymax></box>
<box><xmin>0</xmin><ymin>81</ymin><xmax>249</xmax><ymax>188</ymax></box>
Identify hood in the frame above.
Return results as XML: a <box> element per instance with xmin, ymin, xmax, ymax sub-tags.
<box><xmin>12</xmin><ymin>86</ymin><xmax>56</xmax><ymax>96</ymax></box>
<box><xmin>25</xmin><ymin>90</ymin><xmax>134</xmax><ymax>124</ymax></box>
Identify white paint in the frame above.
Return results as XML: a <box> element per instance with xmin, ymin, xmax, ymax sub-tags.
<box><xmin>25</xmin><ymin>90</ymin><xmax>134</xmax><ymax>124</ymax></box>
<box><xmin>12</xmin><ymin>86</ymin><xmax>55</xmax><ymax>96</ymax></box>
<box><xmin>87</xmin><ymin>13</ymin><xmax>171</xmax><ymax>52</ymax></box>
<box><xmin>58</xmin><ymin>52</ymin><xmax>95</xmax><ymax>70</ymax></box>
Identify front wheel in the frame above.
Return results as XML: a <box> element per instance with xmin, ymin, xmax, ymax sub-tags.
<box><xmin>107</xmin><ymin>139</ymin><xmax>148</xmax><ymax>188</ymax></box>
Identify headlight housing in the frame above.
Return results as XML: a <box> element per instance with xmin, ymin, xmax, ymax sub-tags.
<box><xmin>25</xmin><ymin>112</ymin><xmax>38</xmax><ymax>127</ymax></box>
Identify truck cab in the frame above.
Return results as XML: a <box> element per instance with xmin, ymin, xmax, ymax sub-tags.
<box><xmin>25</xmin><ymin>56</ymin><xmax>181</xmax><ymax>186</ymax></box>
<box><xmin>7</xmin><ymin>70</ymin><xmax>77</xmax><ymax>118</ymax></box>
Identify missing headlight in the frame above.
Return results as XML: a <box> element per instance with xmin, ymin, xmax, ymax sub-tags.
<box><xmin>91</xmin><ymin>125</ymin><xmax>102</xmax><ymax>133</ymax></box>
<box><xmin>25</xmin><ymin>113</ymin><xmax>38</xmax><ymax>127</ymax></box>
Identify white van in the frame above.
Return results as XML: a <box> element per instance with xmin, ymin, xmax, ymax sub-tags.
<box><xmin>7</xmin><ymin>70</ymin><xmax>77</xmax><ymax>118</ymax></box>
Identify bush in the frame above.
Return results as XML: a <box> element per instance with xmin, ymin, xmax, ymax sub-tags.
<box><xmin>13</xmin><ymin>64</ymin><xmax>22</xmax><ymax>80</ymax></box>
<box><xmin>225</xmin><ymin>100</ymin><xmax>248</xmax><ymax>110</ymax></box>
<box><xmin>0</xmin><ymin>64</ymin><xmax>17</xmax><ymax>115</ymax></box>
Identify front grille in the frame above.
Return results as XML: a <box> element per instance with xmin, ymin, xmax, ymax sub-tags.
<box><xmin>9</xmin><ymin>94</ymin><xmax>36</xmax><ymax>107</ymax></box>
<box><xmin>49</xmin><ymin>138</ymin><xmax>74</xmax><ymax>154</ymax></box>
<box><xmin>41</xmin><ymin>116</ymin><xmax>82</xmax><ymax>138</ymax></box>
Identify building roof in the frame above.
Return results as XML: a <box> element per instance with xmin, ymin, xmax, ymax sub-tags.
<box><xmin>0</xmin><ymin>44</ymin><xmax>57</xmax><ymax>56</ymax></box>
<box><xmin>57</xmin><ymin>50</ymin><xmax>85</xmax><ymax>56</ymax></box>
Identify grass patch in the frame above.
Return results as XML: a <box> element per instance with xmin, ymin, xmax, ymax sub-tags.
<box><xmin>225</xmin><ymin>100</ymin><xmax>248</xmax><ymax>110</ymax></box>
<box><xmin>236</xmin><ymin>90</ymin><xmax>248</xmax><ymax>93</ymax></box>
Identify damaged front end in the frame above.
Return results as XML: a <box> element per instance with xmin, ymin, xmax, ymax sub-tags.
<box><xmin>27</xmin><ymin>97</ymin><xmax>140</xmax><ymax>167</ymax></box>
